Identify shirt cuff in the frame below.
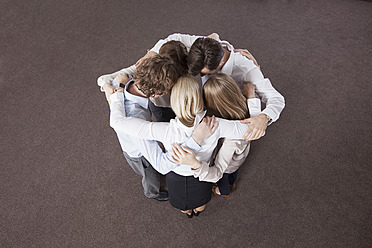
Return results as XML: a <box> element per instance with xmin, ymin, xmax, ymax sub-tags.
<box><xmin>247</xmin><ymin>98</ymin><xmax>261</xmax><ymax>117</ymax></box>
<box><xmin>261</xmin><ymin>109</ymin><xmax>275</xmax><ymax>125</ymax></box>
<box><xmin>192</xmin><ymin>161</ymin><xmax>209</xmax><ymax>178</ymax></box>
<box><xmin>109</xmin><ymin>91</ymin><xmax>124</xmax><ymax>103</ymax></box>
<box><xmin>182</xmin><ymin>138</ymin><xmax>201</xmax><ymax>153</ymax></box>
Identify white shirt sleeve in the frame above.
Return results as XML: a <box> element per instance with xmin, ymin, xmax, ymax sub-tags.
<box><xmin>193</xmin><ymin>146</ymin><xmax>232</xmax><ymax>183</ymax></box>
<box><xmin>136</xmin><ymin>138</ymin><xmax>178</xmax><ymax>175</ymax></box>
<box><xmin>97</xmin><ymin>65</ymin><xmax>137</xmax><ymax>91</ymax></box>
<box><xmin>150</xmin><ymin>33</ymin><xmax>203</xmax><ymax>53</ymax></box>
<box><xmin>109</xmin><ymin>92</ymin><xmax>170</xmax><ymax>143</ymax></box>
<box><xmin>215</xmin><ymin>118</ymin><xmax>251</xmax><ymax>139</ymax></box>
<box><xmin>236</xmin><ymin>55</ymin><xmax>285</xmax><ymax>122</ymax></box>
<box><xmin>138</xmin><ymin>136</ymin><xmax>202</xmax><ymax>175</ymax></box>
<box><xmin>192</xmin><ymin>161</ymin><xmax>221</xmax><ymax>182</ymax></box>
<box><xmin>247</xmin><ymin>98</ymin><xmax>262</xmax><ymax>117</ymax></box>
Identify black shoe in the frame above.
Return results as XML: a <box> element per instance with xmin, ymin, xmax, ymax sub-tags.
<box><xmin>193</xmin><ymin>210</ymin><xmax>202</xmax><ymax>217</ymax></box>
<box><xmin>154</xmin><ymin>191</ymin><xmax>169</xmax><ymax>201</ymax></box>
<box><xmin>186</xmin><ymin>211</ymin><xmax>193</xmax><ymax>218</ymax></box>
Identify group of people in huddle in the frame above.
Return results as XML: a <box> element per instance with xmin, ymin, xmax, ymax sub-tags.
<box><xmin>97</xmin><ymin>33</ymin><xmax>285</xmax><ymax>218</ymax></box>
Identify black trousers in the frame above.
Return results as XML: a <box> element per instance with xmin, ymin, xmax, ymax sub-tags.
<box><xmin>217</xmin><ymin>170</ymin><xmax>239</xmax><ymax>195</ymax></box>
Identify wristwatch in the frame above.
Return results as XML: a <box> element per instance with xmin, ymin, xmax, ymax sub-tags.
<box><xmin>263</xmin><ymin>113</ymin><xmax>272</xmax><ymax>125</ymax></box>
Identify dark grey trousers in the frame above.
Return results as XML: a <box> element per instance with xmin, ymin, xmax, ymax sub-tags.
<box><xmin>123</xmin><ymin>151</ymin><xmax>161</xmax><ymax>198</ymax></box>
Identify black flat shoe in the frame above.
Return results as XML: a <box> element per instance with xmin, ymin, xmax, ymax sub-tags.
<box><xmin>154</xmin><ymin>191</ymin><xmax>169</xmax><ymax>201</ymax></box>
<box><xmin>193</xmin><ymin>210</ymin><xmax>203</xmax><ymax>216</ymax></box>
<box><xmin>186</xmin><ymin>212</ymin><xmax>193</xmax><ymax>218</ymax></box>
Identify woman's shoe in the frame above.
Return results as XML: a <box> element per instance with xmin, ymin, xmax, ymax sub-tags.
<box><xmin>186</xmin><ymin>212</ymin><xmax>193</xmax><ymax>218</ymax></box>
<box><xmin>193</xmin><ymin>210</ymin><xmax>201</xmax><ymax>216</ymax></box>
<box><xmin>193</xmin><ymin>204</ymin><xmax>206</xmax><ymax>216</ymax></box>
<box><xmin>181</xmin><ymin>210</ymin><xmax>193</xmax><ymax>218</ymax></box>
<box><xmin>212</xmin><ymin>185</ymin><xmax>231</xmax><ymax>198</ymax></box>
<box><xmin>230</xmin><ymin>183</ymin><xmax>236</xmax><ymax>190</ymax></box>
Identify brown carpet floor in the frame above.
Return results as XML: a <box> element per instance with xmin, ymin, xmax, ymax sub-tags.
<box><xmin>1</xmin><ymin>0</ymin><xmax>371</xmax><ymax>247</ymax></box>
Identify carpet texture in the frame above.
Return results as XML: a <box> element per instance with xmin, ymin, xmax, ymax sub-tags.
<box><xmin>1</xmin><ymin>0</ymin><xmax>371</xmax><ymax>247</ymax></box>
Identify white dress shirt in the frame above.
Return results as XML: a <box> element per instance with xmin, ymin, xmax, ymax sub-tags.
<box><xmin>149</xmin><ymin>33</ymin><xmax>285</xmax><ymax>123</ymax></box>
<box><xmin>110</xmin><ymin>91</ymin><xmax>262</xmax><ymax>177</ymax></box>
<box><xmin>112</xmin><ymin>81</ymin><xmax>200</xmax><ymax>175</ymax></box>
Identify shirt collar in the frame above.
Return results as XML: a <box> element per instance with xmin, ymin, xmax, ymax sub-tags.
<box><xmin>175</xmin><ymin>110</ymin><xmax>207</xmax><ymax>133</ymax></box>
<box><xmin>124</xmin><ymin>80</ymin><xmax>149</xmax><ymax>109</ymax></box>
<box><xmin>219</xmin><ymin>40</ymin><xmax>235</xmax><ymax>76</ymax></box>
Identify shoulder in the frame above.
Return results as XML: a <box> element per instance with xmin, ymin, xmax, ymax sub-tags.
<box><xmin>231</xmin><ymin>52</ymin><xmax>257</xmax><ymax>73</ymax></box>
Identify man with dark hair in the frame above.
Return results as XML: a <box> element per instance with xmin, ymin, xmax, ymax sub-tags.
<box><xmin>147</xmin><ymin>33</ymin><xmax>285</xmax><ymax>141</ymax></box>
<box><xmin>187</xmin><ymin>37</ymin><xmax>224</xmax><ymax>76</ymax></box>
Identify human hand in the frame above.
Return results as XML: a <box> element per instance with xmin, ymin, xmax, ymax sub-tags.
<box><xmin>241</xmin><ymin>114</ymin><xmax>268</xmax><ymax>141</ymax></box>
<box><xmin>171</xmin><ymin>143</ymin><xmax>201</xmax><ymax>170</ymax></box>
<box><xmin>207</xmin><ymin>33</ymin><xmax>220</xmax><ymax>41</ymax></box>
<box><xmin>102</xmin><ymin>83</ymin><xmax>116</xmax><ymax>104</ymax></box>
<box><xmin>242</xmin><ymin>83</ymin><xmax>256</xmax><ymax>99</ymax></box>
<box><xmin>192</xmin><ymin>116</ymin><xmax>219</xmax><ymax>145</ymax></box>
<box><xmin>135</xmin><ymin>50</ymin><xmax>157</xmax><ymax>66</ymax></box>
<box><xmin>115</xmin><ymin>73</ymin><xmax>132</xmax><ymax>85</ymax></box>
<box><xmin>234</xmin><ymin>49</ymin><xmax>259</xmax><ymax>66</ymax></box>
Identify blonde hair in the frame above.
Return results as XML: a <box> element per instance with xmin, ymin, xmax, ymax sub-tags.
<box><xmin>170</xmin><ymin>76</ymin><xmax>204</xmax><ymax>127</ymax></box>
<box><xmin>203</xmin><ymin>73</ymin><xmax>249</xmax><ymax>120</ymax></box>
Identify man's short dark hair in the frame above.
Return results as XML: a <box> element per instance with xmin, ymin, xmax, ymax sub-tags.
<box><xmin>187</xmin><ymin>37</ymin><xmax>223</xmax><ymax>76</ymax></box>
<box><xmin>133</xmin><ymin>54</ymin><xmax>180</xmax><ymax>97</ymax></box>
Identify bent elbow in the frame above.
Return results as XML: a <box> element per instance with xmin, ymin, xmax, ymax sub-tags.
<box><xmin>109</xmin><ymin>116</ymin><xmax>119</xmax><ymax>130</ymax></box>
<box><xmin>280</xmin><ymin>95</ymin><xmax>286</xmax><ymax>109</ymax></box>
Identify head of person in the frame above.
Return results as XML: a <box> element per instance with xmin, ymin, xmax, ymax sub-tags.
<box><xmin>134</xmin><ymin>54</ymin><xmax>180</xmax><ymax>98</ymax></box>
<box><xmin>159</xmin><ymin>40</ymin><xmax>189</xmax><ymax>76</ymax></box>
<box><xmin>170</xmin><ymin>76</ymin><xmax>204</xmax><ymax>127</ymax></box>
<box><xmin>187</xmin><ymin>37</ymin><xmax>224</xmax><ymax>76</ymax></box>
<box><xmin>203</xmin><ymin>73</ymin><xmax>249</xmax><ymax>120</ymax></box>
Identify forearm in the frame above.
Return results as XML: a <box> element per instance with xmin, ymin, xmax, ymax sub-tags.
<box><xmin>245</xmin><ymin>68</ymin><xmax>285</xmax><ymax>122</ymax></box>
<box><xmin>193</xmin><ymin>139</ymin><xmax>239</xmax><ymax>182</ymax></box>
<box><xmin>193</xmin><ymin>161</ymin><xmax>225</xmax><ymax>183</ymax></box>
<box><xmin>109</xmin><ymin>92</ymin><xmax>168</xmax><ymax>141</ymax></box>
<box><xmin>137</xmin><ymin>139</ymin><xmax>179</xmax><ymax>175</ymax></box>
<box><xmin>247</xmin><ymin>98</ymin><xmax>262</xmax><ymax>117</ymax></box>
<box><xmin>97</xmin><ymin>65</ymin><xmax>137</xmax><ymax>91</ymax></box>
<box><xmin>260</xmin><ymin>91</ymin><xmax>285</xmax><ymax>123</ymax></box>
<box><xmin>217</xmin><ymin>118</ymin><xmax>250</xmax><ymax>139</ymax></box>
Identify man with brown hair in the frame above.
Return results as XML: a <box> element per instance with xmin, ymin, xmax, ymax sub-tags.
<box><xmin>133</xmin><ymin>54</ymin><xmax>180</xmax><ymax>97</ymax></box>
<box><xmin>97</xmin><ymin>55</ymin><xmax>181</xmax><ymax>201</ymax></box>
<box><xmin>98</xmin><ymin>41</ymin><xmax>188</xmax><ymax>122</ymax></box>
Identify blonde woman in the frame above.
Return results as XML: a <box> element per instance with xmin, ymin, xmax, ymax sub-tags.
<box><xmin>172</xmin><ymin>73</ymin><xmax>261</xmax><ymax>197</ymax></box>
<box><xmin>109</xmin><ymin>75</ymin><xmax>261</xmax><ymax>217</ymax></box>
